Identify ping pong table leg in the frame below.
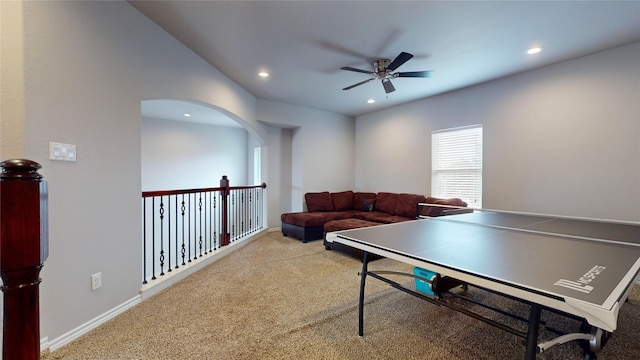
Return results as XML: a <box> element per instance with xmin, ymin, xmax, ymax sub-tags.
<box><xmin>358</xmin><ymin>252</ymin><xmax>370</xmax><ymax>337</ymax></box>
<box><xmin>524</xmin><ymin>304</ymin><xmax>542</xmax><ymax>360</ymax></box>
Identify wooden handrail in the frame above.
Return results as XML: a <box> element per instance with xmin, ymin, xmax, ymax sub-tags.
<box><xmin>141</xmin><ymin>182</ymin><xmax>266</xmax><ymax>198</ymax></box>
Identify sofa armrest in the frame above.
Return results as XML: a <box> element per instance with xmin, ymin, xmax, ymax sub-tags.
<box><xmin>441</xmin><ymin>208</ymin><xmax>474</xmax><ymax>216</ymax></box>
<box><xmin>418</xmin><ymin>197</ymin><xmax>469</xmax><ymax>217</ymax></box>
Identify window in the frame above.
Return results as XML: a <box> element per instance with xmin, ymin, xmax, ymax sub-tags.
<box><xmin>432</xmin><ymin>125</ymin><xmax>483</xmax><ymax>208</ymax></box>
<box><xmin>253</xmin><ymin>147</ymin><xmax>261</xmax><ymax>185</ymax></box>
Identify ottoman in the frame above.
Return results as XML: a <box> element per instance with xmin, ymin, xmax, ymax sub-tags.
<box><xmin>323</xmin><ymin>218</ymin><xmax>382</xmax><ymax>261</ymax></box>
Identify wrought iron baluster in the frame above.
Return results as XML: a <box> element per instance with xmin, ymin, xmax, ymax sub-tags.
<box><xmin>159</xmin><ymin>197</ymin><xmax>165</xmax><ymax>276</ymax></box>
<box><xmin>198</xmin><ymin>193</ymin><xmax>203</xmax><ymax>257</ymax></box>
<box><xmin>208</xmin><ymin>191</ymin><xmax>213</xmax><ymax>252</ymax></box>
<box><xmin>213</xmin><ymin>194</ymin><xmax>218</xmax><ymax>250</ymax></box>
<box><xmin>167</xmin><ymin>195</ymin><xmax>172</xmax><ymax>273</ymax></box>
<box><xmin>249</xmin><ymin>189</ymin><xmax>253</xmax><ymax>233</ymax></box>
<box><xmin>257</xmin><ymin>187</ymin><xmax>262</xmax><ymax>231</ymax></box>
<box><xmin>241</xmin><ymin>190</ymin><xmax>245</xmax><ymax>236</ymax></box>
<box><xmin>181</xmin><ymin>195</ymin><xmax>186</xmax><ymax>266</ymax></box>
<box><xmin>143</xmin><ymin>198</ymin><xmax>148</xmax><ymax>284</ymax></box>
<box><xmin>151</xmin><ymin>197</ymin><xmax>156</xmax><ymax>280</ymax></box>
<box><xmin>246</xmin><ymin>188</ymin><xmax>250</xmax><ymax>234</ymax></box>
<box><xmin>188</xmin><ymin>193</ymin><xmax>192</xmax><ymax>262</ymax></box>
<box><xmin>231</xmin><ymin>192</ymin><xmax>236</xmax><ymax>242</ymax></box>
<box><xmin>204</xmin><ymin>192</ymin><xmax>209</xmax><ymax>254</ymax></box>
<box><xmin>175</xmin><ymin>196</ymin><xmax>179</xmax><ymax>269</ymax></box>
<box><xmin>256</xmin><ymin>188</ymin><xmax>260</xmax><ymax>232</ymax></box>
<box><xmin>236</xmin><ymin>190</ymin><xmax>240</xmax><ymax>241</ymax></box>
<box><xmin>192</xmin><ymin>193</ymin><xmax>197</xmax><ymax>260</ymax></box>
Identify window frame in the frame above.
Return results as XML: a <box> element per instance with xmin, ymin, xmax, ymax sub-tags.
<box><xmin>431</xmin><ymin>124</ymin><xmax>483</xmax><ymax>208</ymax></box>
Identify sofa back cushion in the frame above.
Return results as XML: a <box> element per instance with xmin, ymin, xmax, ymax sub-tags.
<box><xmin>305</xmin><ymin>192</ymin><xmax>334</xmax><ymax>212</ymax></box>
<box><xmin>331</xmin><ymin>191</ymin><xmax>354</xmax><ymax>211</ymax></box>
<box><xmin>353</xmin><ymin>192</ymin><xmax>376</xmax><ymax>211</ymax></box>
<box><xmin>375</xmin><ymin>192</ymin><xmax>398</xmax><ymax>214</ymax></box>
<box><xmin>394</xmin><ymin>193</ymin><xmax>427</xmax><ymax>219</ymax></box>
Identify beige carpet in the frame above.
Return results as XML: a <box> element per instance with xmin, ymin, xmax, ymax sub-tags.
<box><xmin>45</xmin><ymin>231</ymin><xmax>640</xmax><ymax>359</ymax></box>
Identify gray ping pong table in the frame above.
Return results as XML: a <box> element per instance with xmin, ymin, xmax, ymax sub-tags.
<box><xmin>324</xmin><ymin>209</ymin><xmax>640</xmax><ymax>360</ymax></box>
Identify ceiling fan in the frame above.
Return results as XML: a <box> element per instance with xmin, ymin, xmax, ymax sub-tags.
<box><xmin>341</xmin><ymin>52</ymin><xmax>432</xmax><ymax>94</ymax></box>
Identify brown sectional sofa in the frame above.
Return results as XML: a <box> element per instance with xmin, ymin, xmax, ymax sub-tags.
<box><xmin>281</xmin><ymin>191</ymin><xmax>375</xmax><ymax>242</ymax></box>
<box><xmin>281</xmin><ymin>190</ymin><xmax>468</xmax><ymax>258</ymax></box>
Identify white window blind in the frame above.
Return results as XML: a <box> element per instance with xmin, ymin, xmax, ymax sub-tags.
<box><xmin>432</xmin><ymin>125</ymin><xmax>483</xmax><ymax>208</ymax></box>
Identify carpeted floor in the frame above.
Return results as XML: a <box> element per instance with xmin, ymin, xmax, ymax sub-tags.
<box><xmin>44</xmin><ymin>231</ymin><xmax>640</xmax><ymax>359</ymax></box>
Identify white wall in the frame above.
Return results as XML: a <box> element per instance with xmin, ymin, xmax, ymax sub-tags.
<box><xmin>10</xmin><ymin>0</ymin><xmax>262</xmax><ymax>346</ymax></box>
<box><xmin>0</xmin><ymin>1</ymin><xmax>25</xmax><ymax>159</ymax></box>
<box><xmin>6</xmin><ymin>0</ymin><xmax>639</xmax><ymax>351</ymax></box>
<box><xmin>258</xmin><ymin>99</ymin><xmax>355</xmax><ymax>212</ymax></box>
<box><xmin>356</xmin><ymin>42</ymin><xmax>640</xmax><ymax>221</ymax></box>
<box><xmin>141</xmin><ymin>117</ymin><xmax>248</xmax><ymax>191</ymax></box>
<box><xmin>265</xmin><ymin>127</ymin><xmax>293</xmax><ymax>227</ymax></box>
<box><xmin>355</xmin><ymin>112</ymin><xmax>433</xmax><ymax>194</ymax></box>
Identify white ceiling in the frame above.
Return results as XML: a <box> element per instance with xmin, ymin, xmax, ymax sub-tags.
<box><xmin>132</xmin><ymin>0</ymin><xmax>640</xmax><ymax>124</ymax></box>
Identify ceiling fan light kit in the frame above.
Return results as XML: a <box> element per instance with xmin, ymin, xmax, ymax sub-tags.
<box><xmin>341</xmin><ymin>52</ymin><xmax>433</xmax><ymax>94</ymax></box>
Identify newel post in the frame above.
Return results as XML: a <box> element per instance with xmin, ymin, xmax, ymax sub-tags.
<box><xmin>220</xmin><ymin>175</ymin><xmax>230</xmax><ymax>246</ymax></box>
<box><xmin>0</xmin><ymin>159</ymin><xmax>49</xmax><ymax>360</ymax></box>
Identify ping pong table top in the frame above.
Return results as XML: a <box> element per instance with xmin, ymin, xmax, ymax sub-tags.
<box><xmin>325</xmin><ymin>210</ymin><xmax>640</xmax><ymax>331</ymax></box>
<box><xmin>437</xmin><ymin>211</ymin><xmax>640</xmax><ymax>246</ymax></box>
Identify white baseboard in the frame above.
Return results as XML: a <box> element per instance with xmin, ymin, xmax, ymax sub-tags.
<box><xmin>139</xmin><ymin>229</ymin><xmax>265</xmax><ymax>301</ymax></box>
<box><xmin>42</xmin><ymin>229</ymin><xmax>270</xmax><ymax>354</ymax></box>
<box><xmin>41</xmin><ymin>337</ymin><xmax>49</xmax><ymax>354</ymax></box>
<box><xmin>45</xmin><ymin>295</ymin><xmax>141</xmax><ymax>352</ymax></box>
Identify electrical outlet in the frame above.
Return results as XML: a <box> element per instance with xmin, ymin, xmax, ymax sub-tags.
<box><xmin>91</xmin><ymin>272</ymin><xmax>102</xmax><ymax>291</ymax></box>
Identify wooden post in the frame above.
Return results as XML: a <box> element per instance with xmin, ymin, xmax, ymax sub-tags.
<box><xmin>0</xmin><ymin>159</ymin><xmax>48</xmax><ymax>360</ymax></box>
<box><xmin>219</xmin><ymin>175</ymin><xmax>230</xmax><ymax>246</ymax></box>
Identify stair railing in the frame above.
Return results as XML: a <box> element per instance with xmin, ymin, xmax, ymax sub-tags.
<box><xmin>141</xmin><ymin>176</ymin><xmax>266</xmax><ymax>284</ymax></box>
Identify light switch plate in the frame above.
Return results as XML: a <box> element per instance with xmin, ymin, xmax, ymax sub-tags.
<box><xmin>49</xmin><ymin>142</ymin><xmax>77</xmax><ymax>162</ymax></box>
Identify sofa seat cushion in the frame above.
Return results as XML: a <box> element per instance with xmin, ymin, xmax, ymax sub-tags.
<box><xmin>281</xmin><ymin>211</ymin><xmax>352</xmax><ymax>227</ymax></box>
<box><xmin>353</xmin><ymin>211</ymin><xmax>412</xmax><ymax>224</ymax></box>
<box><xmin>324</xmin><ymin>218</ymin><xmax>381</xmax><ymax>233</ymax></box>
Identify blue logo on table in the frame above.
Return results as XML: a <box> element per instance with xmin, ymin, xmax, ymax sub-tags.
<box><xmin>554</xmin><ymin>265</ymin><xmax>606</xmax><ymax>294</ymax></box>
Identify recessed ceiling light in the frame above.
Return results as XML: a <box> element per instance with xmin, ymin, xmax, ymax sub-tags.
<box><xmin>258</xmin><ymin>72</ymin><xmax>269</xmax><ymax>78</ymax></box>
<box><xmin>367</xmin><ymin>99</ymin><xmax>375</xmax><ymax>104</ymax></box>
<box><xmin>527</xmin><ymin>46</ymin><xmax>543</xmax><ymax>55</ymax></box>
<box><xmin>183</xmin><ymin>113</ymin><xmax>191</xmax><ymax>117</ymax></box>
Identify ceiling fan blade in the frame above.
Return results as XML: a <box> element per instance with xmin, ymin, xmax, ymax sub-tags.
<box><xmin>341</xmin><ymin>66</ymin><xmax>375</xmax><ymax>75</ymax></box>
<box><xmin>396</xmin><ymin>71</ymin><xmax>433</xmax><ymax>78</ymax></box>
<box><xmin>386</xmin><ymin>52</ymin><xmax>414</xmax><ymax>71</ymax></box>
<box><xmin>342</xmin><ymin>78</ymin><xmax>375</xmax><ymax>90</ymax></box>
<box><xmin>382</xmin><ymin>79</ymin><xmax>395</xmax><ymax>93</ymax></box>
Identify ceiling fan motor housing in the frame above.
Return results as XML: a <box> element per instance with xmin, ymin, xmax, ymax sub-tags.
<box><xmin>341</xmin><ymin>52</ymin><xmax>430</xmax><ymax>93</ymax></box>
<box><xmin>373</xmin><ymin>59</ymin><xmax>391</xmax><ymax>78</ymax></box>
